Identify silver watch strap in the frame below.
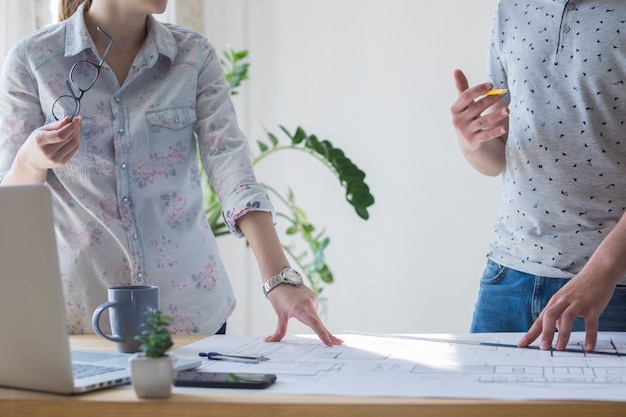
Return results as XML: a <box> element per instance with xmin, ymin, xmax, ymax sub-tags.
<box><xmin>263</xmin><ymin>273</ymin><xmax>284</xmax><ymax>297</ymax></box>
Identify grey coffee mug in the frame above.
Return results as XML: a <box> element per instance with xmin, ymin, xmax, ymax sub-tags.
<box><xmin>92</xmin><ymin>285</ymin><xmax>159</xmax><ymax>353</ymax></box>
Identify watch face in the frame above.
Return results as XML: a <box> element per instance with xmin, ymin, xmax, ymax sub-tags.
<box><xmin>283</xmin><ymin>268</ymin><xmax>303</xmax><ymax>285</ymax></box>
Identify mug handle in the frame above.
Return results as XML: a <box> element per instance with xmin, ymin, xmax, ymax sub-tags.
<box><xmin>92</xmin><ymin>300</ymin><xmax>125</xmax><ymax>343</ymax></box>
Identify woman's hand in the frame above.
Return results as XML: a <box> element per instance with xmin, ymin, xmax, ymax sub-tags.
<box><xmin>236</xmin><ymin>210</ymin><xmax>343</xmax><ymax>347</ymax></box>
<box><xmin>3</xmin><ymin>116</ymin><xmax>82</xmax><ymax>185</ymax></box>
<box><xmin>264</xmin><ymin>283</ymin><xmax>343</xmax><ymax>346</ymax></box>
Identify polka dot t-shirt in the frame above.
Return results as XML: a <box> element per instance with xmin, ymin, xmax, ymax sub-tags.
<box><xmin>487</xmin><ymin>0</ymin><xmax>626</xmax><ymax>284</ymax></box>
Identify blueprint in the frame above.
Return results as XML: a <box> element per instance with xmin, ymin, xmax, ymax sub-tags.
<box><xmin>172</xmin><ymin>332</ymin><xmax>626</xmax><ymax>401</ymax></box>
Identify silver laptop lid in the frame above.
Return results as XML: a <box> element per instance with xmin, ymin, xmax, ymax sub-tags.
<box><xmin>0</xmin><ymin>184</ymin><xmax>76</xmax><ymax>394</ymax></box>
<box><xmin>0</xmin><ymin>184</ymin><xmax>199</xmax><ymax>394</ymax></box>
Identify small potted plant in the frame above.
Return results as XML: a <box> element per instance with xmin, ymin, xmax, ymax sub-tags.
<box><xmin>129</xmin><ymin>308</ymin><xmax>175</xmax><ymax>398</ymax></box>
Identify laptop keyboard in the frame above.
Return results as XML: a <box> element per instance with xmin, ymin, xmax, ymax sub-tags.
<box><xmin>72</xmin><ymin>363</ymin><xmax>125</xmax><ymax>379</ymax></box>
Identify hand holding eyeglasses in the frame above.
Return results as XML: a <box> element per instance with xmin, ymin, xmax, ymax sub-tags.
<box><xmin>9</xmin><ymin>26</ymin><xmax>112</xmax><ymax>184</ymax></box>
<box><xmin>10</xmin><ymin>116</ymin><xmax>83</xmax><ymax>183</ymax></box>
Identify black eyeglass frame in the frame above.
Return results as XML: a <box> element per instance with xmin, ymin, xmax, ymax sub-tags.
<box><xmin>52</xmin><ymin>27</ymin><xmax>113</xmax><ymax>121</ymax></box>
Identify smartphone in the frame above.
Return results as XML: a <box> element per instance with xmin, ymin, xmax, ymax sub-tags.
<box><xmin>174</xmin><ymin>370</ymin><xmax>277</xmax><ymax>389</ymax></box>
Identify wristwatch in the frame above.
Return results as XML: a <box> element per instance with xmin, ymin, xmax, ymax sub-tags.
<box><xmin>263</xmin><ymin>267</ymin><xmax>303</xmax><ymax>297</ymax></box>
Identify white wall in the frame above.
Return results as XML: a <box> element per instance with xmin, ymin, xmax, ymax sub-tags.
<box><xmin>202</xmin><ymin>0</ymin><xmax>502</xmax><ymax>336</ymax></box>
<box><xmin>0</xmin><ymin>1</ymin><xmax>38</xmax><ymax>69</ymax></box>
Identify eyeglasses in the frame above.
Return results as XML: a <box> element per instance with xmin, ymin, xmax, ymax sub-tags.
<box><xmin>52</xmin><ymin>27</ymin><xmax>113</xmax><ymax>121</ymax></box>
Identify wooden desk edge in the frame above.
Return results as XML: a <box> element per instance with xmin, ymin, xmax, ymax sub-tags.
<box><xmin>2</xmin><ymin>396</ymin><xmax>624</xmax><ymax>417</ymax></box>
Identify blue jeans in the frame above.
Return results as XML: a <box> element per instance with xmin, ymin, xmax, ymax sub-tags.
<box><xmin>470</xmin><ymin>259</ymin><xmax>626</xmax><ymax>332</ymax></box>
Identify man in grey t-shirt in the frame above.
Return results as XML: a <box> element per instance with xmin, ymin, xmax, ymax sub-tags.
<box><xmin>451</xmin><ymin>0</ymin><xmax>626</xmax><ymax>353</ymax></box>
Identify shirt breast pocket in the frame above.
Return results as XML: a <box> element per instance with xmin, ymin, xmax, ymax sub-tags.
<box><xmin>146</xmin><ymin>105</ymin><xmax>197</xmax><ymax>160</ymax></box>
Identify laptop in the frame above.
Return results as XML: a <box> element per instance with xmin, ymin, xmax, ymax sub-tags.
<box><xmin>0</xmin><ymin>184</ymin><xmax>200</xmax><ymax>394</ymax></box>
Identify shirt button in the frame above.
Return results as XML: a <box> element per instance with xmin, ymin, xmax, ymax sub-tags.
<box><xmin>137</xmin><ymin>272</ymin><xmax>144</xmax><ymax>279</ymax></box>
<box><xmin>174</xmin><ymin>117</ymin><xmax>180</xmax><ymax>124</ymax></box>
<box><xmin>118</xmin><ymin>128</ymin><xmax>124</xmax><ymax>134</ymax></box>
<box><xmin>120</xmin><ymin>163</ymin><xmax>127</xmax><ymax>169</ymax></box>
<box><xmin>114</xmin><ymin>97</ymin><xmax>120</xmax><ymax>103</ymax></box>
<box><xmin>122</xmin><ymin>197</ymin><xmax>129</xmax><ymax>204</ymax></box>
<box><xmin>132</xmin><ymin>233</ymin><xmax>138</xmax><ymax>240</ymax></box>
<box><xmin>563</xmin><ymin>24</ymin><xmax>570</xmax><ymax>33</ymax></box>
<box><xmin>567</xmin><ymin>3</ymin><xmax>575</xmax><ymax>10</ymax></box>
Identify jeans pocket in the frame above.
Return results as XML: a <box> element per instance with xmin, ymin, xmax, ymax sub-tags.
<box><xmin>480</xmin><ymin>259</ymin><xmax>507</xmax><ymax>285</ymax></box>
<box><xmin>599</xmin><ymin>285</ymin><xmax>626</xmax><ymax>331</ymax></box>
<box><xmin>614</xmin><ymin>285</ymin><xmax>626</xmax><ymax>293</ymax></box>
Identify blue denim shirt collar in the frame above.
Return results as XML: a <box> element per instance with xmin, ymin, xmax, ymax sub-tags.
<box><xmin>63</xmin><ymin>3</ymin><xmax>93</xmax><ymax>58</ymax></box>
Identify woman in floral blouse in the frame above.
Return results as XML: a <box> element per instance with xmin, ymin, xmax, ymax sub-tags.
<box><xmin>0</xmin><ymin>0</ymin><xmax>341</xmax><ymax>346</ymax></box>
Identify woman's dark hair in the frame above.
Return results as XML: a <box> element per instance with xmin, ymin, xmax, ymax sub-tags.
<box><xmin>59</xmin><ymin>0</ymin><xmax>92</xmax><ymax>21</ymax></box>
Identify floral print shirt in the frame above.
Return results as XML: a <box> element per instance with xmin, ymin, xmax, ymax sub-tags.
<box><xmin>487</xmin><ymin>0</ymin><xmax>626</xmax><ymax>284</ymax></box>
<box><xmin>0</xmin><ymin>4</ymin><xmax>273</xmax><ymax>333</ymax></box>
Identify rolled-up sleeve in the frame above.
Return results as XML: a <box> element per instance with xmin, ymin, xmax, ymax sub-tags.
<box><xmin>194</xmin><ymin>42</ymin><xmax>274</xmax><ymax>237</ymax></box>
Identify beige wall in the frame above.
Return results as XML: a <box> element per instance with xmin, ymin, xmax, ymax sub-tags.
<box><xmin>176</xmin><ymin>0</ymin><xmax>204</xmax><ymax>33</ymax></box>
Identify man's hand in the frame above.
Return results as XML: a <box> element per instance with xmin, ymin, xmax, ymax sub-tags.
<box><xmin>450</xmin><ymin>69</ymin><xmax>509</xmax><ymax>176</ymax></box>
<box><xmin>518</xmin><ymin>271</ymin><xmax>615</xmax><ymax>352</ymax></box>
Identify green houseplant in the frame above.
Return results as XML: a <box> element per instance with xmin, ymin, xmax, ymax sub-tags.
<box><xmin>129</xmin><ymin>309</ymin><xmax>176</xmax><ymax>398</ymax></box>
<box><xmin>135</xmin><ymin>309</ymin><xmax>174</xmax><ymax>358</ymax></box>
<box><xmin>204</xmin><ymin>48</ymin><xmax>375</xmax><ymax>313</ymax></box>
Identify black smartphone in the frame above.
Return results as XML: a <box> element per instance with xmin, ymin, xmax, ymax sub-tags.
<box><xmin>174</xmin><ymin>370</ymin><xmax>277</xmax><ymax>389</ymax></box>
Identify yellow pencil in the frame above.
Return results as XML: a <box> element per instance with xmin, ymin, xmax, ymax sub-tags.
<box><xmin>484</xmin><ymin>88</ymin><xmax>508</xmax><ymax>96</ymax></box>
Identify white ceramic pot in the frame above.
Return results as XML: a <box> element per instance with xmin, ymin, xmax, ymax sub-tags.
<box><xmin>129</xmin><ymin>354</ymin><xmax>175</xmax><ymax>398</ymax></box>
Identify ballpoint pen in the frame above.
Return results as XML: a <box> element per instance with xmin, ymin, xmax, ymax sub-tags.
<box><xmin>199</xmin><ymin>352</ymin><xmax>270</xmax><ymax>364</ymax></box>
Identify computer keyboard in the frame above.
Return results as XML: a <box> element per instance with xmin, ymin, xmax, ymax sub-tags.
<box><xmin>72</xmin><ymin>363</ymin><xmax>125</xmax><ymax>379</ymax></box>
